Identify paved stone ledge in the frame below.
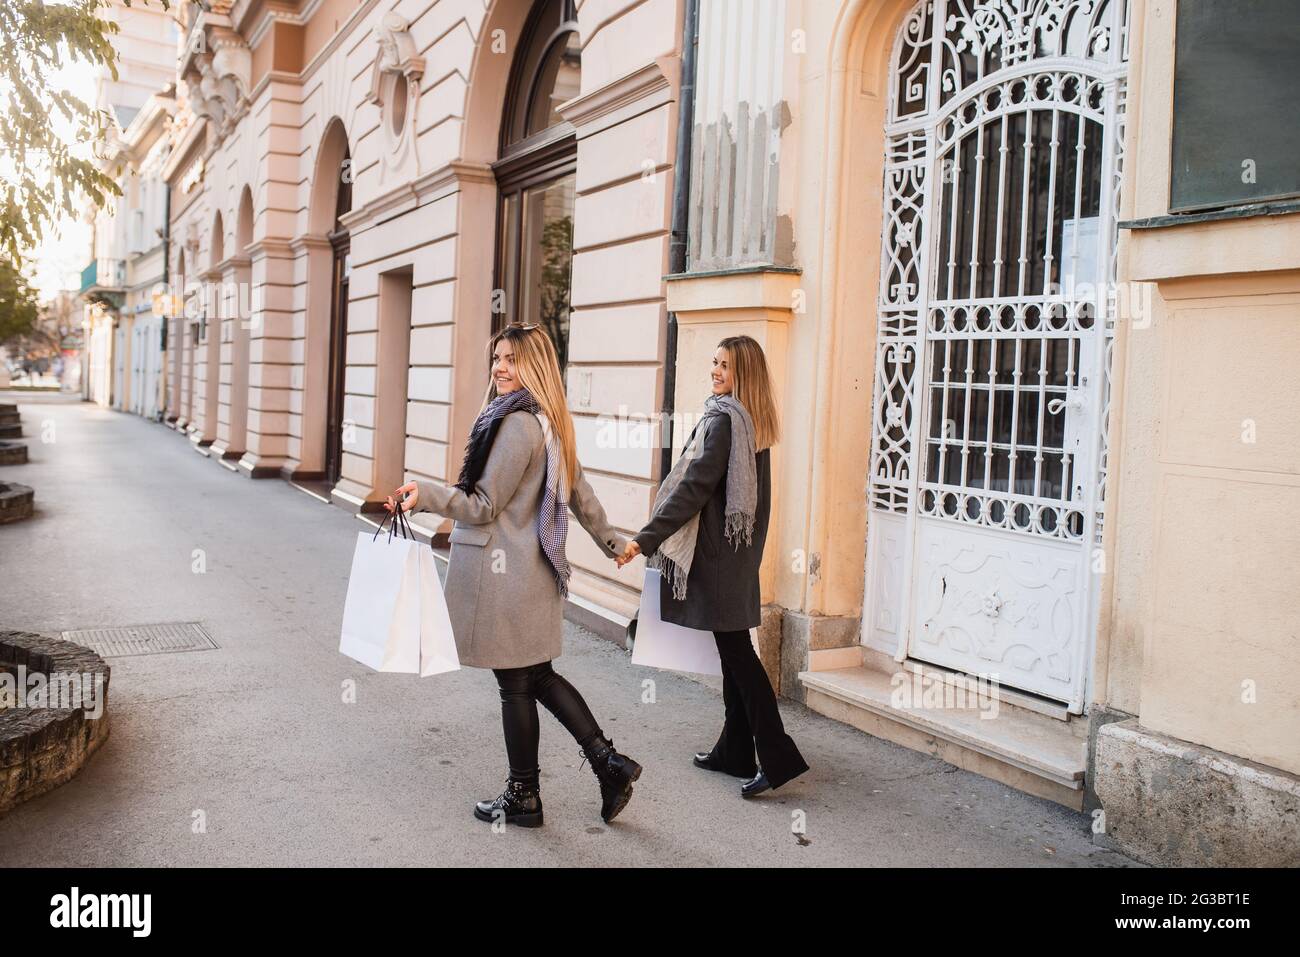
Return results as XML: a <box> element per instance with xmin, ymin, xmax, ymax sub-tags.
<box><xmin>0</xmin><ymin>630</ymin><xmax>112</xmax><ymax>817</ymax></box>
<box><xmin>0</xmin><ymin>441</ymin><xmax>27</xmax><ymax>465</ymax></box>
<box><xmin>0</xmin><ymin>402</ymin><xmax>23</xmax><ymax>439</ymax></box>
<box><xmin>0</xmin><ymin>482</ymin><xmax>33</xmax><ymax>523</ymax></box>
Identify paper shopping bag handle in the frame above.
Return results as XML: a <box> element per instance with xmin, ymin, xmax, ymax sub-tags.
<box><xmin>372</xmin><ymin>496</ymin><xmax>420</xmax><ymax>545</ymax></box>
<box><xmin>373</xmin><ymin>504</ymin><xmax>410</xmax><ymax>544</ymax></box>
<box><xmin>395</xmin><ymin>502</ymin><xmax>415</xmax><ymax>541</ymax></box>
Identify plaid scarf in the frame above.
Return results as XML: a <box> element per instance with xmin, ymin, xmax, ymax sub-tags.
<box><xmin>457</xmin><ymin>387</ymin><xmax>570</xmax><ymax>597</ymax></box>
<box><xmin>533</xmin><ymin>410</ymin><xmax>571</xmax><ymax>597</ymax></box>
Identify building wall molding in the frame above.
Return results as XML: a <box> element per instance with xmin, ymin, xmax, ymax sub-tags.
<box><xmin>338</xmin><ymin>160</ymin><xmax>496</xmax><ymax>234</ymax></box>
<box><xmin>557</xmin><ymin>59</ymin><xmax>679</xmax><ymax>138</ymax></box>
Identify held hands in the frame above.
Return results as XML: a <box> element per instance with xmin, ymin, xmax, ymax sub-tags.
<box><xmin>383</xmin><ymin>482</ymin><xmax>419</xmax><ymax>514</ymax></box>
<box><xmin>615</xmin><ymin>540</ymin><xmax>641</xmax><ymax>569</ymax></box>
<box><xmin>386</xmin><ymin>479</ymin><xmax>636</xmax><ymax>564</ymax></box>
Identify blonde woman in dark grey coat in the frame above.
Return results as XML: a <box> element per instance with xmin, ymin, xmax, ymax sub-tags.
<box><xmin>619</xmin><ymin>335</ymin><xmax>808</xmax><ymax>798</ymax></box>
<box><xmin>386</xmin><ymin>324</ymin><xmax>641</xmax><ymax>828</ymax></box>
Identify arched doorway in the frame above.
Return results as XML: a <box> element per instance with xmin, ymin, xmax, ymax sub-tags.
<box><xmin>324</xmin><ymin>140</ymin><xmax>353</xmax><ymax>486</ymax></box>
<box><xmin>492</xmin><ymin>0</ymin><xmax>581</xmax><ymax>373</ymax></box>
<box><xmin>863</xmin><ymin>0</ymin><xmax>1129</xmax><ymax>711</ymax></box>
<box><xmin>293</xmin><ymin>118</ymin><xmax>354</xmax><ymax>493</ymax></box>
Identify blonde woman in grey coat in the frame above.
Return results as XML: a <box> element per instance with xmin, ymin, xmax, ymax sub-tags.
<box><xmin>385</xmin><ymin>324</ymin><xmax>641</xmax><ymax>828</ymax></box>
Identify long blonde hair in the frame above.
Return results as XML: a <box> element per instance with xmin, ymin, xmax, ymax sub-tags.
<box><xmin>482</xmin><ymin>325</ymin><xmax>578</xmax><ymax>491</ymax></box>
<box><xmin>718</xmin><ymin>335</ymin><xmax>780</xmax><ymax>451</ymax></box>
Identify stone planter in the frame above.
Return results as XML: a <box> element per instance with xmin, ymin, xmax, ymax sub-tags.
<box><xmin>0</xmin><ymin>482</ymin><xmax>33</xmax><ymax>523</ymax></box>
<box><xmin>0</xmin><ymin>631</ymin><xmax>112</xmax><ymax>817</ymax></box>
<box><xmin>0</xmin><ymin>402</ymin><xmax>22</xmax><ymax>439</ymax></box>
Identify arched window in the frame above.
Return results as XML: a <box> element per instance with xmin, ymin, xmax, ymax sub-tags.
<box><xmin>492</xmin><ymin>0</ymin><xmax>581</xmax><ymax>372</ymax></box>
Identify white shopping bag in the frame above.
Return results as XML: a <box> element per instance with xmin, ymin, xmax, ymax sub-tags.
<box><xmin>413</xmin><ymin>546</ymin><xmax>459</xmax><ymax>677</ymax></box>
<box><xmin>630</xmin><ymin>569</ymin><xmax>726</xmax><ymax>676</ymax></box>
<box><xmin>339</xmin><ymin>515</ymin><xmax>460</xmax><ymax>677</ymax></box>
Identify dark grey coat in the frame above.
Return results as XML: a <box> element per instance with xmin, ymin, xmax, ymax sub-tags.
<box><xmin>633</xmin><ymin>413</ymin><xmax>771</xmax><ymax>632</ymax></box>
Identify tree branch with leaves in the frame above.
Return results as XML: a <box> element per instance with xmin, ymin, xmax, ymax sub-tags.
<box><xmin>0</xmin><ymin>0</ymin><xmax>174</xmax><ymax>267</ymax></box>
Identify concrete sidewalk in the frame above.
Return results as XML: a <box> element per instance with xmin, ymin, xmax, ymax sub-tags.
<box><xmin>0</xmin><ymin>396</ymin><xmax>1138</xmax><ymax>867</ymax></box>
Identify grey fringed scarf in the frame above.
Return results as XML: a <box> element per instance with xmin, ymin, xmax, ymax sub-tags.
<box><xmin>646</xmin><ymin>393</ymin><xmax>758</xmax><ymax>601</ymax></box>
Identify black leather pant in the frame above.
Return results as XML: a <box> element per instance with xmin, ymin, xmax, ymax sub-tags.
<box><xmin>707</xmin><ymin>629</ymin><xmax>809</xmax><ymax>788</ymax></box>
<box><xmin>493</xmin><ymin>661</ymin><xmax>603</xmax><ymax>786</ymax></box>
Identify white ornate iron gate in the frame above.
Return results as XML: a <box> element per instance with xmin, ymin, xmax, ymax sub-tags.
<box><xmin>862</xmin><ymin>0</ymin><xmax>1128</xmax><ymax>711</ymax></box>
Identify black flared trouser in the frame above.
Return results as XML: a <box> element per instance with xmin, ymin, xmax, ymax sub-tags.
<box><xmin>492</xmin><ymin>661</ymin><xmax>603</xmax><ymax>786</ymax></box>
<box><xmin>707</xmin><ymin>629</ymin><xmax>809</xmax><ymax>789</ymax></box>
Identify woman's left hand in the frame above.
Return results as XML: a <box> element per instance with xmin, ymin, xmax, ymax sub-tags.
<box><xmin>384</xmin><ymin>482</ymin><xmax>419</xmax><ymax>514</ymax></box>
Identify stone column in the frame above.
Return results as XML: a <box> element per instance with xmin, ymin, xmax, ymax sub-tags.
<box><xmin>209</xmin><ymin>255</ymin><xmax>252</xmax><ymax>461</ymax></box>
<box><xmin>190</xmin><ymin>265</ymin><xmax>223</xmax><ymax>448</ymax></box>
<box><xmin>237</xmin><ymin>238</ymin><xmax>297</xmax><ymax>477</ymax></box>
<box><xmin>286</xmin><ymin>233</ymin><xmax>334</xmax><ymax>481</ymax></box>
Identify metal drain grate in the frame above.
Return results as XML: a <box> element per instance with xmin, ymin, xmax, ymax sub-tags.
<box><xmin>61</xmin><ymin>622</ymin><xmax>219</xmax><ymax>658</ymax></box>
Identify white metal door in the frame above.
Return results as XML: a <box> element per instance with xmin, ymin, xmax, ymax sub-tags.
<box><xmin>862</xmin><ymin>0</ymin><xmax>1129</xmax><ymax>710</ymax></box>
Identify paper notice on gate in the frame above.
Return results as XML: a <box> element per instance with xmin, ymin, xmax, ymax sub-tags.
<box><xmin>630</xmin><ymin>569</ymin><xmax>724</xmax><ymax>676</ymax></box>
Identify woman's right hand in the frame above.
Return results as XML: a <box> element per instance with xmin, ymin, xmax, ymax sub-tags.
<box><xmin>384</xmin><ymin>482</ymin><xmax>419</xmax><ymax>514</ymax></box>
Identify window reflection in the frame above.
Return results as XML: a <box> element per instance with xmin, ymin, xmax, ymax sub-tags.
<box><xmin>515</xmin><ymin>174</ymin><xmax>574</xmax><ymax>371</ymax></box>
<box><xmin>526</xmin><ymin>32</ymin><xmax>581</xmax><ymax>137</ymax></box>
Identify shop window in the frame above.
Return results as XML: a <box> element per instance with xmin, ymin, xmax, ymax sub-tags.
<box><xmin>492</xmin><ymin>0</ymin><xmax>580</xmax><ymax>373</ymax></box>
<box><xmin>1170</xmin><ymin>0</ymin><xmax>1300</xmax><ymax>212</ymax></box>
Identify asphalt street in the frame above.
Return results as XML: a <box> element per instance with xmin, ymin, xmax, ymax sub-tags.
<box><xmin>0</xmin><ymin>392</ymin><xmax>1137</xmax><ymax>867</ymax></box>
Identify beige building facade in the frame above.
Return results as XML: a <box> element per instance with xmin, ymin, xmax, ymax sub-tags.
<box><xmin>92</xmin><ymin>0</ymin><xmax>1297</xmax><ymax>866</ymax></box>
<box><xmin>79</xmin><ymin>0</ymin><xmax>179</xmax><ymax>416</ymax></box>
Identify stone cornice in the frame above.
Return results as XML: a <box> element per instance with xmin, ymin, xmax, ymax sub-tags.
<box><xmin>217</xmin><ymin>254</ymin><xmax>253</xmax><ymax>272</ymax></box>
<box><xmin>288</xmin><ymin>234</ymin><xmax>333</xmax><ymax>253</ymax></box>
<box><xmin>556</xmin><ymin>59</ymin><xmax>679</xmax><ymax>135</ymax></box>
<box><xmin>238</xmin><ymin>0</ymin><xmax>322</xmax><ymax>48</ymax></box>
<box><xmin>664</xmin><ymin>267</ymin><xmax>805</xmax><ymax>317</ymax></box>
<box><xmin>162</xmin><ymin>117</ymin><xmax>208</xmax><ymax>184</ymax></box>
<box><xmin>337</xmin><ymin>161</ymin><xmax>495</xmax><ymax>233</ymax></box>
<box><xmin>337</xmin><ymin>185</ymin><xmax>417</xmax><ymax>232</ymax></box>
<box><xmin>246</xmin><ymin>237</ymin><xmax>297</xmax><ymax>259</ymax></box>
<box><xmin>246</xmin><ymin>70</ymin><xmax>304</xmax><ymax>104</ymax></box>
<box><xmin>122</xmin><ymin>94</ymin><xmax>176</xmax><ymax>159</ymax></box>
<box><xmin>180</xmin><ymin>10</ymin><xmax>236</xmax><ymax>79</ymax></box>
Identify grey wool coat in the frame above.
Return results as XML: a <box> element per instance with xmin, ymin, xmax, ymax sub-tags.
<box><xmin>413</xmin><ymin>410</ymin><xmax>625</xmax><ymax>669</ymax></box>
<box><xmin>634</xmin><ymin>413</ymin><xmax>772</xmax><ymax>633</ymax></box>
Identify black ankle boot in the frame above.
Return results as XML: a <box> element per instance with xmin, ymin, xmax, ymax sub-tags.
<box><xmin>474</xmin><ymin>777</ymin><xmax>544</xmax><ymax>827</ymax></box>
<box><xmin>580</xmin><ymin>735</ymin><xmax>643</xmax><ymax>823</ymax></box>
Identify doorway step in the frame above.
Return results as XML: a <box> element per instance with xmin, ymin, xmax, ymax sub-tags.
<box><xmin>800</xmin><ymin>648</ymin><xmax>1088</xmax><ymax>809</ymax></box>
